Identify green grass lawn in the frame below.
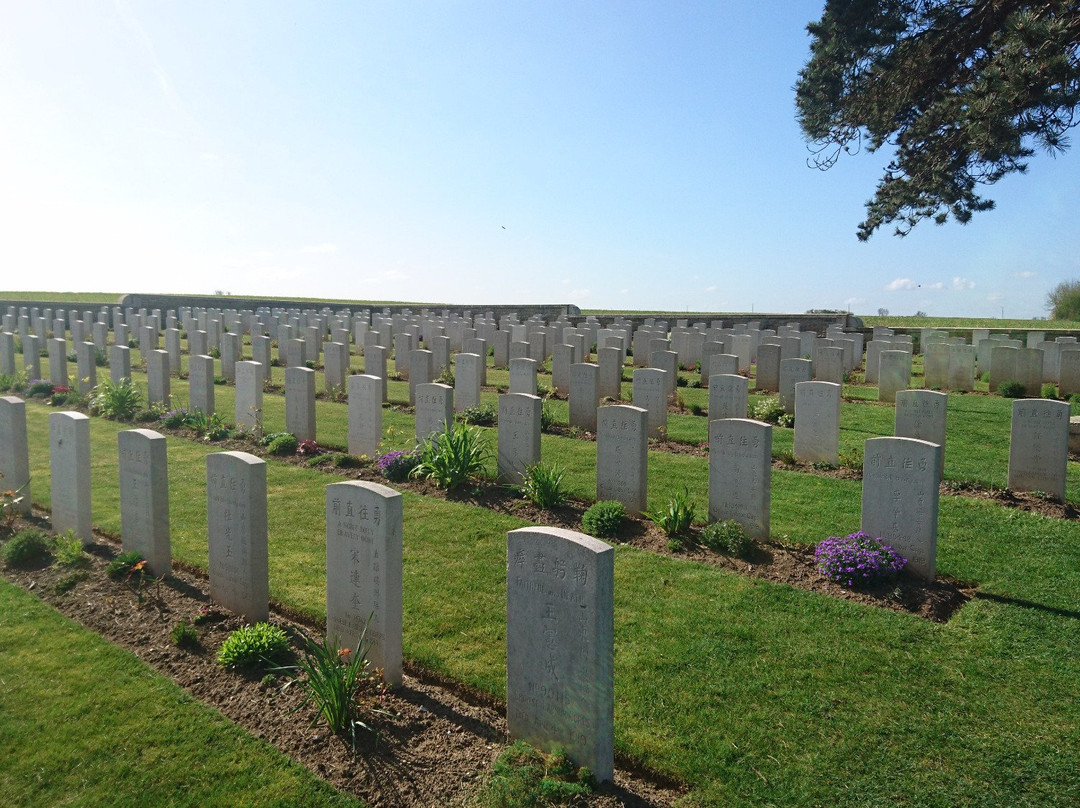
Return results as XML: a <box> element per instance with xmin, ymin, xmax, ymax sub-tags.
<box><xmin>0</xmin><ymin>579</ymin><xmax>362</xmax><ymax>807</ymax></box>
<box><xmin>9</xmin><ymin>339</ymin><xmax>1080</xmax><ymax>807</ymax></box>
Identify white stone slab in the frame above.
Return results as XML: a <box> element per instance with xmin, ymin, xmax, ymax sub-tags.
<box><xmin>118</xmin><ymin>428</ymin><xmax>170</xmax><ymax>575</ymax></box>
<box><xmin>415</xmin><ymin>382</ymin><xmax>453</xmax><ymax>442</ymax></box>
<box><xmin>49</xmin><ymin>411</ymin><xmax>92</xmax><ymax>544</ymax></box>
<box><xmin>326</xmin><ymin>480</ymin><xmax>403</xmax><ymax>686</ymax></box>
<box><xmin>894</xmin><ymin>389</ymin><xmax>947</xmax><ymax>478</ymax></box>
<box><xmin>498</xmin><ymin>393</ymin><xmax>542</xmax><ymax>485</ymax></box>
<box><xmin>596</xmin><ymin>405</ymin><xmax>648</xmax><ymax>513</ymax></box>
<box><xmin>506</xmin><ymin>527</ymin><xmax>614</xmax><ymax>782</ymax></box>
<box><xmin>234</xmin><ymin>361</ymin><xmax>263</xmax><ymax>432</ymax></box>
<box><xmin>285</xmin><ymin>366</ymin><xmax>317</xmax><ymax>442</ymax></box>
<box><xmin>1008</xmin><ymin>399</ymin><xmax>1069</xmax><ymax>501</ymax></box>
<box><xmin>0</xmin><ymin>396</ymin><xmax>31</xmax><ymax>514</ymax></box>
<box><xmin>207</xmin><ymin>451</ymin><xmax>269</xmax><ymax>622</ymax></box>
<box><xmin>708</xmin><ymin>418</ymin><xmax>771</xmax><ymax>539</ymax></box>
<box><xmin>861</xmin><ymin>437</ymin><xmax>941</xmax><ymax>580</ymax></box>
<box><xmin>569</xmin><ymin>363</ymin><xmax>599</xmax><ymax>432</ymax></box>
<box><xmin>793</xmin><ymin>381</ymin><xmax>841</xmax><ymax>465</ymax></box>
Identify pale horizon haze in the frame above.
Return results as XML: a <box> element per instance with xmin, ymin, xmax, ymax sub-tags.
<box><xmin>1</xmin><ymin>1</ymin><xmax>1077</xmax><ymax>318</ymax></box>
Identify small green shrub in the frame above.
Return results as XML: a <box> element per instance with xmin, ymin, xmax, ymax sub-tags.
<box><xmin>266</xmin><ymin>434</ymin><xmax>299</xmax><ymax>455</ymax></box>
<box><xmin>171</xmin><ymin>620</ymin><xmax>200</xmax><ymax>650</ymax></box>
<box><xmin>1041</xmin><ymin>383</ymin><xmax>1059</xmax><ymax>399</ymax></box>
<box><xmin>459</xmin><ymin>402</ymin><xmax>497</xmax><ymax>426</ymax></box>
<box><xmin>105</xmin><ymin>551</ymin><xmax>147</xmax><ymax>581</ymax></box>
<box><xmin>997</xmin><ymin>379</ymin><xmax>1025</xmax><ymax>398</ymax></box>
<box><xmin>2</xmin><ymin>529</ymin><xmax>53</xmax><ymax>567</ymax></box>
<box><xmin>25</xmin><ymin>379</ymin><xmax>55</xmax><ymax>398</ymax></box>
<box><xmin>750</xmin><ymin>397</ymin><xmax>786</xmax><ymax>425</ymax></box>
<box><xmin>186</xmin><ymin>409</ymin><xmax>230</xmax><ymax>441</ymax></box>
<box><xmin>480</xmin><ymin>740</ymin><xmax>595</xmax><ymax>808</ymax></box>
<box><xmin>217</xmin><ymin>622</ymin><xmax>292</xmax><ymax>669</ymax></box>
<box><xmin>645</xmin><ymin>487</ymin><xmax>696</xmax><ymax>538</ymax></box>
<box><xmin>89</xmin><ymin>377</ymin><xmax>142</xmax><ymax>420</ymax></box>
<box><xmin>52</xmin><ymin>531</ymin><xmax>88</xmax><ymax>567</ymax></box>
<box><xmin>412</xmin><ymin>422</ymin><xmax>491</xmax><ymax>489</ymax></box>
<box><xmin>700</xmin><ymin>520</ymin><xmax>751</xmax><ymax>557</ymax></box>
<box><xmin>160</xmin><ymin>407</ymin><xmax>189</xmax><ymax>428</ymax></box>
<box><xmin>581</xmin><ymin>500</ymin><xmax>626</xmax><ymax>539</ymax></box>
<box><xmin>519</xmin><ymin>462</ymin><xmax>568</xmax><ymax>509</ymax></box>
<box><xmin>540</xmin><ymin>401</ymin><xmax>557</xmax><ymax>432</ymax></box>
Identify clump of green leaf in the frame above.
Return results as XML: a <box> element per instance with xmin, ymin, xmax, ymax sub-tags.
<box><xmin>105</xmin><ymin>551</ymin><xmax>147</xmax><ymax>581</ymax></box>
<box><xmin>52</xmin><ymin>531</ymin><xmax>88</xmax><ymax>567</ymax></box>
<box><xmin>217</xmin><ymin>623</ymin><xmax>292</xmax><ymax>669</ymax></box>
<box><xmin>266</xmin><ymin>433</ymin><xmax>299</xmax><ymax>455</ymax></box>
<box><xmin>750</xmin><ymin>397</ymin><xmax>785</xmax><ymax>424</ymax></box>
<box><xmin>412</xmin><ymin>422</ymin><xmax>490</xmax><ymax>489</ymax></box>
<box><xmin>270</xmin><ymin>625</ymin><xmax>388</xmax><ymax>748</ymax></box>
<box><xmin>700</xmin><ymin>520</ymin><xmax>752</xmax><ymax>557</ymax></box>
<box><xmin>997</xmin><ymin>380</ymin><xmax>1025</xmax><ymax>398</ymax></box>
<box><xmin>186</xmin><ymin>409</ymin><xmax>230</xmax><ymax>441</ymax></box>
<box><xmin>540</xmin><ymin>401</ymin><xmax>558</xmax><ymax>432</ymax></box>
<box><xmin>646</xmin><ymin>487</ymin><xmax>696</xmax><ymax>540</ymax></box>
<box><xmin>459</xmin><ymin>402</ymin><xmax>497</xmax><ymax>426</ymax></box>
<box><xmin>89</xmin><ymin>377</ymin><xmax>142</xmax><ymax>421</ymax></box>
<box><xmin>2</xmin><ymin>528</ymin><xmax>53</xmax><ymax>567</ymax></box>
<box><xmin>171</xmin><ymin>620</ymin><xmax>200</xmax><ymax>650</ymax></box>
<box><xmin>479</xmin><ymin>740</ymin><xmax>595</xmax><ymax>808</ymax></box>
<box><xmin>519</xmin><ymin>462</ymin><xmax>568</xmax><ymax>509</ymax></box>
<box><xmin>581</xmin><ymin>500</ymin><xmax>626</xmax><ymax>539</ymax></box>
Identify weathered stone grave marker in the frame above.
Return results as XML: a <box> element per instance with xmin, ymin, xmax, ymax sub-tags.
<box><xmin>506</xmin><ymin>527</ymin><xmax>614</xmax><ymax>783</ymax></box>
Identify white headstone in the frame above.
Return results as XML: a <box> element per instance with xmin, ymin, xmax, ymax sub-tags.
<box><xmin>347</xmin><ymin>374</ymin><xmax>383</xmax><ymax>457</ymax></box>
<box><xmin>49</xmin><ymin>411</ymin><xmax>92</xmax><ymax>544</ymax></box>
<box><xmin>207</xmin><ymin>451</ymin><xmax>268</xmax><ymax>622</ymax></box>
<box><xmin>793</xmin><ymin>381</ymin><xmax>841</xmax><ymax>465</ymax></box>
<box><xmin>146</xmin><ymin>349</ymin><xmax>170</xmax><ymax>406</ymax></box>
<box><xmin>1008</xmin><ymin>399</ymin><xmax>1069</xmax><ymax>501</ymax></box>
<box><xmin>415</xmin><ymin>382</ymin><xmax>453</xmax><ymax>442</ymax></box>
<box><xmin>861</xmin><ymin>437</ymin><xmax>941</xmax><ymax>580</ymax></box>
<box><xmin>498</xmin><ymin>393</ymin><xmax>542</xmax><ymax>485</ymax></box>
<box><xmin>510</xmin><ymin>357</ymin><xmax>539</xmax><ymax>395</ymax></box>
<box><xmin>632</xmin><ymin>367</ymin><xmax>668</xmax><ymax>439</ymax></box>
<box><xmin>708</xmin><ymin>374</ymin><xmax>748</xmax><ymax>420</ymax></box>
<box><xmin>189</xmin><ymin>354</ymin><xmax>216</xmax><ymax>415</ymax></box>
<box><xmin>326</xmin><ymin>480</ymin><xmax>403</xmax><ymax>686</ymax></box>
<box><xmin>596</xmin><ymin>405</ymin><xmax>648</xmax><ymax>513</ymax></box>
<box><xmin>118</xmin><ymin>429</ymin><xmax>170</xmax><ymax>575</ymax></box>
<box><xmin>285</xmin><ymin>366</ymin><xmax>317</xmax><ymax>442</ymax></box>
<box><xmin>708</xmin><ymin>418</ymin><xmax>771</xmax><ymax>539</ymax></box>
<box><xmin>877</xmin><ymin>350</ymin><xmax>911</xmax><ymax>403</ymax></box>
<box><xmin>234</xmin><ymin>361</ymin><xmax>263</xmax><ymax>432</ymax></box>
<box><xmin>506</xmin><ymin>527</ymin><xmax>614</xmax><ymax>782</ymax></box>
<box><xmin>894</xmin><ymin>389</ymin><xmax>947</xmax><ymax>478</ymax></box>
<box><xmin>454</xmin><ymin>352</ymin><xmax>482</xmax><ymax>410</ymax></box>
<box><xmin>569</xmin><ymin>363</ymin><xmax>600</xmax><ymax>432</ymax></box>
<box><xmin>0</xmin><ymin>396</ymin><xmax>31</xmax><ymax>514</ymax></box>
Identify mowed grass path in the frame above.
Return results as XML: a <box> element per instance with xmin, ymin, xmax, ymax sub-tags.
<box><xmin>16</xmin><ymin>379</ymin><xmax>1080</xmax><ymax>806</ymax></box>
<box><xmin>0</xmin><ymin>580</ymin><xmax>362</xmax><ymax>807</ymax></box>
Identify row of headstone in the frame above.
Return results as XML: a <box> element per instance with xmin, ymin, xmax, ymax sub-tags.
<box><xmin>1</xmin><ymin>385</ymin><xmax>617</xmax><ymax>780</ymax></box>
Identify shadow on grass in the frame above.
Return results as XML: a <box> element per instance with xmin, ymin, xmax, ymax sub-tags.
<box><xmin>972</xmin><ymin>591</ymin><xmax>1080</xmax><ymax>621</ymax></box>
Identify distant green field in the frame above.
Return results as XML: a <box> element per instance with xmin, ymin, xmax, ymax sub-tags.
<box><xmin>861</xmin><ymin>314</ymin><xmax>1080</xmax><ymax>330</ymax></box>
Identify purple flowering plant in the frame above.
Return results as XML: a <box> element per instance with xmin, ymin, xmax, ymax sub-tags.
<box><xmin>815</xmin><ymin>531</ymin><xmax>907</xmax><ymax>587</ymax></box>
<box><xmin>377</xmin><ymin>449</ymin><xmax>421</xmax><ymax>482</ymax></box>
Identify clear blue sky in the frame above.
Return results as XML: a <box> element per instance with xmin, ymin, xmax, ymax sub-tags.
<box><xmin>2</xmin><ymin>1</ymin><xmax>1077</xmax><ymax>318</ymax></box>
